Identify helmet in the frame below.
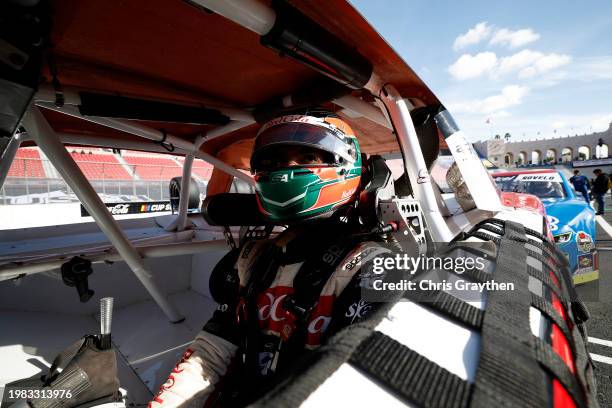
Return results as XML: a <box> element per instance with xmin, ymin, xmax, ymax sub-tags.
<box><xmin>251</xmin><ymin>114</ymin><xmax>362</xmax><ymax>222</ymax></box>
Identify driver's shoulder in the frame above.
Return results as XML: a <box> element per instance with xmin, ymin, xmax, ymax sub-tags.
<box><xmin>332</xmin><ymin>240</ymin><xmax>394</xmax><ymax>279</ymax></box>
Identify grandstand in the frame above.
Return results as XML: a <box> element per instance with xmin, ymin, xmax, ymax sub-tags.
<box><xmin>69</xmin><ymin>151</ymin><xmax>131</xmax><ymax>180</ymax></box>
<box><xmin>176</xmin><ymin>157</ymin><xmax>213</xmax><ymax>180</ymax></box>
<box><xmin>2</xmin><ymin>147</ymin><xmax>213</xmax><ymax>205</ymax></box>
<box><xmin>123</xmin><ymin>152</ymin><xmax>183</xmax><ymax>180</ymax></box>
<box><xmin>7</xmin><ymin>148</ymin><xmax>45</xmax><ymax>178</ymax></box>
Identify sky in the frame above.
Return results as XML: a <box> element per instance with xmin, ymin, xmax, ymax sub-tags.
<box><xmin>350</xmin><ymin>0</ymin><xmax>612</xmax><ymax>142</ymax></box>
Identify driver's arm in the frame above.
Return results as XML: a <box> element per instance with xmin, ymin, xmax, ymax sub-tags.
<box><xmin>148</xmin><ymin>311</ymin><xmax>238</xmax><ymax>408</ymax></box>
<box><xmin>149</xmin><ymin>245</ymin><xmax>246</xmax><ymax>408</ymax></box>
<box><xmin>149</xmin><ymin>328</ymin><xmax>237</xmax><ymax>408</ymax></box>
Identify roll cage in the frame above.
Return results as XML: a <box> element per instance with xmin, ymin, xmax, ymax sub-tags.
<box><xmin>0</xmin><ymin>0</ymin><xmax>502</xmax><ymax>321</ymax></box>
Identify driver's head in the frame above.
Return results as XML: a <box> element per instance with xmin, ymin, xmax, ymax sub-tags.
<box><xmin>251</xmin><ymin>114</ymin><xmax>362</xmax><ymax>222</ymax></box>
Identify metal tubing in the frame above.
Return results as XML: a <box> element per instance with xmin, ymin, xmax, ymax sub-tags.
<box><xmin>35</xmin><ymin>86</ymin><xmax>255</xmax><ymax>122</ymax></box>
<box><xmin>0</xmin><ymin>239</ymin><xmax>228</xmax><ymax>281</ymax></box>
<box><xmin>332</xmin><ymin>95</ymin><xmax>391</xmax><ymax>129</ymax></box>
<box><xmin>194</xmin><ymin>0</ymin><xmax>382</xmax><ymax>95</ymax></box>
<box><xmin>21</xmin><ymin>106</ymin><xmax>183</xmax><ymax>322</ymax></box>
<box><xmin>379</xmin><ymin>85</ymin><xmax>453</xmax><ymax>242</ymax></box>
<box><xmin>176</xmin><ymin>154</ymin><xmax>194</xmax><ymax>231</ymax></box>
<box><xmin>36</xmin><ymin>103</ymin><xmax>255</xmax><ymax>185</ymax></box>
<box><xmin>0</xmin><ymin>132</ymin><xmax>24</xmax><ymax>190</ymax></box>
<box><xmin>54</xmin><ymin>130</ymin><xmax>254</xmax><ymax>185</ymax></box>
<box><xmin>190</xmin><ymin>0</ymin><xmax>276</xmax><ymax>35</ymax></box>
<box><xmin>201</xmin><ymin>120</ymin><xmax>255</xmax><ymax>143</ymax></box>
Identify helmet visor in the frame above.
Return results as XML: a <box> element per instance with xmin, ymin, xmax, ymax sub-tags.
<box><xmin>251</xmin><ymin>122</ymin><xmax>356</xmax><ymax>172</ymax></box>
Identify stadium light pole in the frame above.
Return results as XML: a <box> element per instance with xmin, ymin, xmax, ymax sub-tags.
<box><xmin>21</xmin><ymin>105</ymin><xmax>184</xmax><ymax>323</ymax></box>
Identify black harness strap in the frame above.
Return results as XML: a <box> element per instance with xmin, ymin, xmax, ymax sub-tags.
<box><xmin>530</xmin><ymin>293</ymin><xmax>574</xmax><ymax>354</ymax></box>
<box><xmin>350</xmin><ymin>331</ymin><xmax>472</xmax><ymax>408</ymax></box>
<box><xmin>469</xmin><ymin>230</ymin><xmax>569</xmax><ymax>298</ymax></box>
<box><xmin>470</xmin><ymin>221</ymin><xmax>548</xmax><ymax>408</ymax></box>
<box><xmin>527</xmin><ymin>264</ymin><xmax>566</xmax><ymax>300</ymax></box>
<box><xmin>477</xmin><ymin>223</ymin><xmax>566</xmax><ymax>266</ymax></box>
<box><xmin>533</xmin><ymin>338</ymin><xmax>586</xmax><ymax>408</ymax></box>
<box><xmin>289</xmin><ymin>236</ymin><xmax>357</xmax><ymax>322</ymax></box>
<box><xmin>530</xmin><ymin>249</ymin><xmax>591</xmax><ymax>325</ymax></box>
<box><xmin>460</xmin><ymin>265</ymin><xmax>491</xmax><ymax>284</ymax></box>
<box><xmin>404</xmin><ymin>288</ymin><xmax>484</xmax><ymax>330</ymax></box>
<box><xmin>469</xmin><ymin>218</ymin><xmax>563</xmax><ymax>263</ymax></box>
<box><xmin>570</xmin><ymin>324</ymin><xmax>599</xmax><ymax>406</ymax></box>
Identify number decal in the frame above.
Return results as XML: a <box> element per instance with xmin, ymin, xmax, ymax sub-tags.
<box><xmin>548</xmin><ymin>215</ymin><xmax>559</xmax><ymax>232</ymax></box>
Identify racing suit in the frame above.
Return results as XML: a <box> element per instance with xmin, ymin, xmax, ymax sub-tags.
<box><xmin>150</xmin><ymin>220</ymin><xmax>390</xmax><ymax>407</ymax></box>
<box><xmin>592</xmin><ymin>172</ymin><xmax>609</xmax><ymax>214</ymax></box>
<box><xmin>569</xmin><ymin>174</ymin><xmax>590</xmax><ymax>203</ymax></box>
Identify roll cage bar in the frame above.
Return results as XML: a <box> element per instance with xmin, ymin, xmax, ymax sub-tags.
<box><xmin>0</xmin><ymin>0</ymin><xmax>501</xmax><ymax>321</ymax></box>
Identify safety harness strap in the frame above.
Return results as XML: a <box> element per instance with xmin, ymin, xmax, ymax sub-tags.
<box><xmin>476</xmin><ymin>222</ymin><xmax>566</xmax><ymax>266</ymax></box>
<box><xmin>526</xmin><ymin>264</ymin><xmax>565</xmax><ymax>300</ymax></box>
<box><xmin>460</xmin><ymin>266</ymin><xmax>491</xmax><ymax>284</ymax></box>
<box><xmin>517</xmin><ymin>220</ymin><xmax>591</xmax><ymax>326</ymax></box>
<box><xmin>469</xmin><ymin>218</ymin><xmax>564</xmax><ymax>265</ymax></box>
<box><xmin>470</xmin><ymin>221</ymin><xmax>548</xmax><ymax>408</ymax></box>
<box><xmin>350</xmin><ymin>331</ymin><xmax>472</xmax><ymax>408</ymax></box>
<box><xmin>533</xmin><ymin>338</ymin><xmax>586</xmax><ymax>408</ymax></box>
<box><xmin>469</xmin><ymin>230</ymin><xmax>570</xmax><ymax>300</ymax></box>
<box><xmin>530</xmin><ymin>293</ymin><xmax>574</xmax><ymax>354</ymax></box>
<box><xmin>571</xmin><ymin>324</ymin><xmax>600</xmax><ymax>408</ymax></box>
<box><xmin>403</xmin><ymin>288</ymin><xmax>484</xmax><ymax>330</ymax></box>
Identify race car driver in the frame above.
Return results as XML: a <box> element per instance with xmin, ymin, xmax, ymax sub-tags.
<box><xmin>149</xmin><ymin>114</ymin><xmax>392</xmax><ymax>407</ymax></box>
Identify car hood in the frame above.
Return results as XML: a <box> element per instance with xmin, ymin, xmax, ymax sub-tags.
<box><xmin>541</xmin><ymin>197</ymin><xmax>595</xmax><ymax>230</ymax></box>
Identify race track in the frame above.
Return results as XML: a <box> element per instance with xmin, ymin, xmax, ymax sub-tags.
<box><xmin>576</xmin><ymin>195</ymin><xmax>612</xmax><ymax>406</ymax></box>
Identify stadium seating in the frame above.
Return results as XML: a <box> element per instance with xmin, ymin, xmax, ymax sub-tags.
<box><xmin>7</xmin><ymin>149</ymin><xmax>46</xmax><ymax>178</ymax></box>
<box><xmin>176</xmin><ymin>157</ymin><xmax>213</xmax><ymax>181</ymax></box>
<box><xmin>69</xmin><ymin>152</ymin><xmax>131</xmax><ymax>180</ymax></box>
<box><xmin>123</xmin><ymin>154</ymin><xmax>183</xmax><ymax>180</ymax></box>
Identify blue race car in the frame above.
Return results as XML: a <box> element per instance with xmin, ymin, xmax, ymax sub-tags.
<box><xmin>493</xmin><ymin>169</ymin><xmax>598</xmax><ymax>284</ymax></box>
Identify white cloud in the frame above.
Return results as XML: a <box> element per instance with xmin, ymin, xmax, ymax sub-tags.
<box><xmin>456</xmin><ymin>111</ymin><xmax>612</xmax><ymax>143</ymax></box>
<box><xmin>490</xmin><ymin>110</ymin><xmax>512</xmax><ymax>119</ymax></box>
<box><xmin>448</xmin><ymin>50</ymin><xmax>571</xmax><ymax>80</ymax></box>
<box><xmin>569</xmin><ymin>56</ymin><xmax>612</xmax><ymax>81</ymax></box>
<box><xmin>448</xmin><ymin>52</ymin><xmax>498</xmax><ymax>80</ymax></box>
<box><xmin>448</xmin><ymin>85</ymin><xmax>529</xmax><ymax>115</ymax></box>
<box><xmin>490</xmin><ymin>27</ymin><xmax>540</xmax><ymax>48</ymax></box>
<box><xmin>453</xmin><ymin>22</ymin><xmax>493</xmax><ymax>51</ymax></box>
<box><xmin>497</xmin><ymin>49</ymin><xmax>571</xmax><ymax>78</ymax></box>
<box><xmin>552</xmin><ymin>121</ymin><xmax>566</xmax><ymax>129</ymax></box>
<box><xmin>589</xmin><ymin>113</ymin><xmax>612</xmax><ymax>132</ymax></box>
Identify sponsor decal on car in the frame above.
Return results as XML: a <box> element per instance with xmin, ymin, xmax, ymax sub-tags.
<box><xmin>577</xmin><ymin>253</ymin><xmax>594</xmax><ymax>273</ymax></box>
<box><xmin>515</xmin><ymin>173</ymin><xmax>562</xmax><ymax>182</ymax></box>
<box><xmin>547</xmin><ymin>215</ymin><xmax>559</xmax><ymax>232</ymax></box>
<box><xmin>81</xmin><ymin>201</ymin><xmax>172</xmax><ymax>217</ymax></box>
<box><xmin>576</xmin><ymin>231</ymin><xmax>594</xmax><ymax>253</ymax></box>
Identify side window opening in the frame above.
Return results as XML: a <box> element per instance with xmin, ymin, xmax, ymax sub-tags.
<box><xmin>0</xmin><ymin>146</ymin><xmax>214</xmax><ymax>229</ymax></box>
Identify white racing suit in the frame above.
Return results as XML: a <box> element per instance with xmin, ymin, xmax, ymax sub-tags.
<box><xmin>150</xmin><ymin>222</ymin><xmax>391</xmax><ymax>408</ymax></box>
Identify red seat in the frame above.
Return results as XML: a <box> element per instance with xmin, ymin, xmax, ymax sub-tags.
<box><xmin>123</xmin><ymin>154</ymin><xmax>183</xmax><ymax>180</ymax></box>
<box><xmin>70</xmin><ymin>152</ymin><xmax>132</xmax><ymax>180</ymax></box>
<box><xmin>176</xmin><ymin>157</ymin><xmax>213</xmax><ymax>181</ymax></box>
<box><xmin>7</xmin><ymin>149</ymin><xmax>46</xmax><ymax>178</ymax></box>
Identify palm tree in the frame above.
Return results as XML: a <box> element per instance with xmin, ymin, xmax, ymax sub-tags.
<box><xmin>504</xmin><ymin>132</ymin><xmax>511</xmax><ymax>142</ymax></box>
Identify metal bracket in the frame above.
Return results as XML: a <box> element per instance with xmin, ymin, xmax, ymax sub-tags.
<box><xmin>380</xmin><ymin>198</ymin><xmax>428</xmax><ymax>255</ymax></box>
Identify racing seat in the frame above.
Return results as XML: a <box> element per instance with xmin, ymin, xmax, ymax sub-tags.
<box><xmin>357</xmin><ymin>154</ymin><xmax>393</xmax><ymax>229</ymax></box>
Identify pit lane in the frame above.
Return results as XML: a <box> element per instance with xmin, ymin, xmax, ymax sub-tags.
<box><xmin>576</xmin><ymin>195</ymin><xmax>612</xmax><ymax>406</ymax></box>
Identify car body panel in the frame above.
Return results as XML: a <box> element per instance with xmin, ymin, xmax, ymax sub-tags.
<box><xmin>493</xmin><ymin>169</ymin><xmax>598</xmax><ymax>284</ymax></box>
